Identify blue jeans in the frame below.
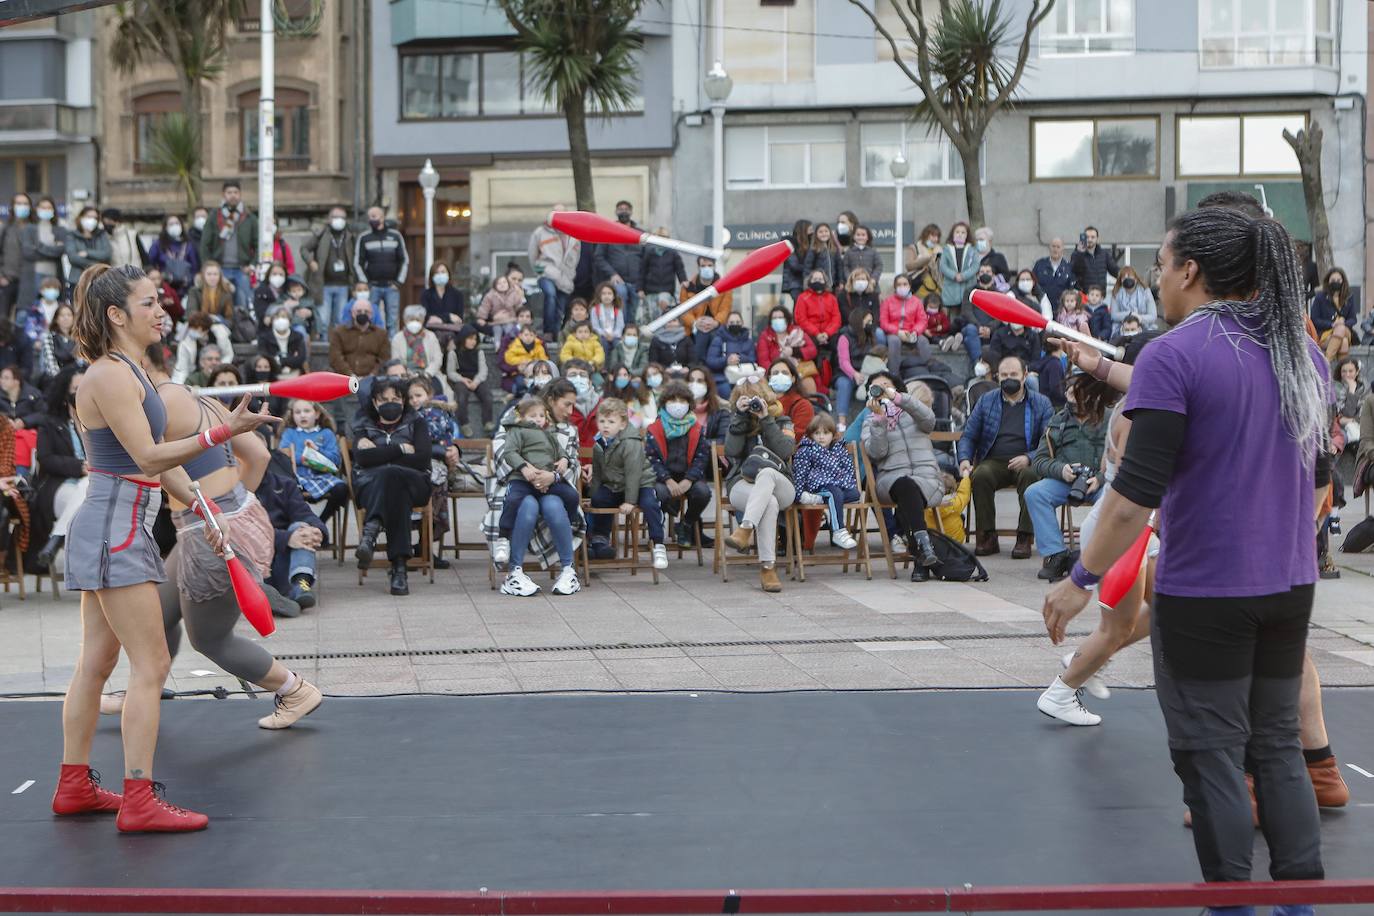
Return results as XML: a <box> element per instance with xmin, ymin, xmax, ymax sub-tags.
<box><xmin>370</xmin><ymin>284</ymin><xmax>399</xmax><ymax>332</ymax></box>
<box><xmin>834</xmin><ymin>375</ymin><xmax>857</xmax><ymax>420</ymax></box>
<box><xmin>611</xmin><ymin>280</ymin><xmax>639</xmax><ymax>325</ymax></box>
<box><xmin>589</xmin><ymin>484</ymin><xmax>665</xmax><ymax>544</ymax></box>
<box><xmin>322</xmin><ymin>285</ymin><xmax>350</xmax><ymax>334</ymax></box>
<box><xmin>1024</xmin><ymin>477</ymin><xmax>1101</xmax><ymax>557</ymax></box>
<box><xmin>510</xmin><ymin>490</ymin><xmax>575</xmax><ymax>569</ymax></box>
<box><xmin>961</xmin><ymin>323</ymin><xmax>985</xmax><ymax>364</ymax></box>
<box><xmin>221</xmin><ymin>267</ymin><xmax>252</xmax><ymax>311</ymax></box>
<box><xmin>538</xmin><ymin>277</ymin><xmax>569</xmax><ymax>337</ymax></box>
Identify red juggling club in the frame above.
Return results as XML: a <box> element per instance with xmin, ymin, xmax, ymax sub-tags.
<box><xmin>190</xmin><ymin>483</ymin><xmax>275</xmax><ymax>638</ymax></box>
<box><xmin>642</xmin><ymin>240</ymin><xmax>794</xmax><ymax>334</ymax></box>
<box><xmin>549</xmin><ymin>211</ymin><xmax>724</xmax><ymax>262</ymax></box>
<box><xmin>189</xmin><ymin>372</ymin><xmax>359</xmax><ymax>403</ymax></box>
<box><xmin>971</xmin><ymin>290</ymin><xmax>1124</xmax><ymax>360</ymax></box>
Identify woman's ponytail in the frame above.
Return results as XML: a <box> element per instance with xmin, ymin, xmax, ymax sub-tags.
<box><xmin>73</xmin><ymin>263</ymin><xmax>144</xmax><ymax>362</ymax></box>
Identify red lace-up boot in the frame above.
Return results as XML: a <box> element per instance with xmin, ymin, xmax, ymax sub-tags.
<box><xmin>51</xmin><ymin>764</ymin><xmax>122</xmax><ymax>815</ymax></box>
<box><xmin>115</xmin><ymin>779</ymin><xmax>209</xmax><ymax>833</ymax></box>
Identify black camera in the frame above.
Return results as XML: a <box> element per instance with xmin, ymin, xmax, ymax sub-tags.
<box><xmin>741</xmin><ymin>397</ymin><xmax>765</xmax><ymax>414</ymax></box>
<box><xmin>1067</xmin><ymin>464</ymin><xmax>1094</xmax><ymax>506</ymax></box>
<box><xmin>867</xmin><ymin>383</ymin><xmax>886</xmax><ymax>400</ymax></box>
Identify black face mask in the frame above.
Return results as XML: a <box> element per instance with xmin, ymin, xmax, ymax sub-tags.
<box><xmin>809</xmin><ymin>281</ymin><xmax>826</xmax><ymax>292</ymax></box>
<box><xmin>1122</xmin><ymin>278</ymin><xmax>1136</xmax><ymax>290</ymax></box>
<box><xmin>727</xmin><ymin>324</ymin><xmax>744</xmax><ymax>335</ymax></box>
<box><xmin>1329</xmin><ymin>280</ymin><xmax>1344</xmax><ymax>291</ymax></box>
<box><xmin>377</xmin><ymin>401</ymin><xmax>404</xmax><ymax>422</ymax></box>
<box><xmin>616</xmin><ymin>212</ymin><xmax>631</xmax><ymax>224</ymax></box>
<box><xmin>1000</xmin><ymin>378</ymin><xmax>1022</xmax><ymax>397</ymax></box>
<box><xmin>354</xmin><ymin>313</ymin><xmax>371</xmax><ymax>327</ymax></box>
<box><xmin>977</xmin><ymin>275</ymin><xmax>994</xmax><ymax>286</ymax></box>
<box><xmin>369</xmin><ymin>219</ymin><xmax>383</xmax><ymax>230</ymax></box>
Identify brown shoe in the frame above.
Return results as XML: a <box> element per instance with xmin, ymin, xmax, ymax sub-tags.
<box><xmin>725</xmin><ymin>525</ymin><xmax>754</xmax><ymax>553</ymax></box>
<box><xmin>973</xmin><ymin>532</ymin><xmax>999</xmax><ymax>556</ymax></box>
<box><xmin>1011</xmin><ymin>533</ymin><xmax>1034</xmax><ymax>559</ymax></box>
<box><xmin>1308</xmin><ymin>755</ymin><xmax>1350</xmax><ymax>807</ymax></box>
<box><xmin>257</xmin><ymin>678</ymin><xmax>323</xmax><ymax>730</ymax></box>
<box><xmin>759</xmin><ymin>564</ymin><xmax>782</xmax><ymax>593</ymax></box>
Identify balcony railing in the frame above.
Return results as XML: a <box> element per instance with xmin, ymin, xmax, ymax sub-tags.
<box><xmin>0</xmin><ymin>102</ymin><xmax>95</xmax><ymax>137</ymax></box>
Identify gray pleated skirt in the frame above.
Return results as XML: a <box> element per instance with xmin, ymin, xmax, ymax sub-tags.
<box><xmin>65</xmin><ymin>470</ymin><xmax>166</xmax><ymax>592</ymax></box>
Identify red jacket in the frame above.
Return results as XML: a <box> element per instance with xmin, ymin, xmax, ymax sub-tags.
<box><xmin>646</xmin><ymin>419</ymin><xmax>704</xmax><ymax>477</ymax></box>
<box><xmin>879</xmin><ymin>294</ymin><xmax>928</xmax><ymax>336</ymax></box>
<box><xmin>756</xmin><ymin>324</ymin><xmax>817</xmax><ymax>368</ymax></box>
<box><xmin>924</xmin><ymin>307</ymin><xmax>952</xmax><ymax>336</ymax></box>
<box><xmin>778</xmin><ymin>391</ymin><xmax>813</xmax><ymax>442</ymax></box>
<box><xmin>793</xmin><ymin>290</ymin><xmax>841</xmax><ymax>340</ymax></box>
<box><xmin>572</xmin><ymin>401</ymin><xmax>600</xmax><ymax>459</ymax></box>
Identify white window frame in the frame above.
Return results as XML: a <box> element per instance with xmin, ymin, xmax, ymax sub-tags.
<box><xmin>1039</xmin><ymin>0</ymin><xmax>1136</xmax><ymax>58</ymax></box>
<box><xmin>1198</xmin><ymin>0</ymin><xmax>1338</xmax><ymax>70</ymax></box>
<box><xmin>725</xmin><ymin>124</ymin><xmax>847</xmax><ymax>191</ymax></box>
<box><xmin>1176</xmin><ymin>113</ymin><xmax>1305</xmax><ymax>178</ymax></box>
<box><xmin>859</xmin><ymin>122</ymin><xmax>984</xmax><ymax>188</ymax></box>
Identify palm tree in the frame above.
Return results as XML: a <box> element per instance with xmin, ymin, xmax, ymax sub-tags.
<box><xmin>146</xmin><ymin>114</ymin><xmax>203</xmax><ymax>215</ymax></box>
<box><xmin>849</xmin><ymin>0</ymin><xmax>1055</xmax><ymax>226</ymax></box>
<box><xmin>496</xmin><ymin>0</ymin><xmax>645</xmax><ymax>212</ymax></box>
<box><xmin>108</xmin><ymin>0</ymin><xmax>246</xmax><ymax>206</ymax></box>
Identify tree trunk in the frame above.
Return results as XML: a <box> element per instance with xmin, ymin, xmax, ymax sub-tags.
<box><xmin>562</xmin><ymin>95</ymin><xmax>596</xmax><ymax>212</ymax></box>
<box><xmin>180</xmin><ymin>74</ymin><xmax>205</xmax><ymax>209</ymax></box>
<box><xmin>1284</xmin><ymin>125</ymin><xmax>1332</xmax><ymax>280</ymax></box>
<box><xmin>958</xmin><ymin>142</ymin><xmax>985</xmax><ymax>227</ymax></box>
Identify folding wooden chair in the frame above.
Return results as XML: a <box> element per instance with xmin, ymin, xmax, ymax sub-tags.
<box><xmin>710</xmin><ymin>443</ymin><xmax>794</xmax><ymax>582</ymax></box>
<box><xmin>339</xmin><ymin>437</ymin><xmax>435</xmax><ymax>587</ymax></box>
<box><xmin>857</xmin><ymin>443</ymin><xmax>905</xmax><ymax>580</ymax></box>
<box><xmin>447</xmin><ymin>439</ymin><xmax>494</xmax><ymax>560</ymax></box>
<box><xmin>281</xmin><ymin>443</ymin><xmax>347</xmax><ymax>566</ymax></box>
<box><xmin>791</xmin><ymin>442</ymin><xmax>875</xmax><ymax>582</ymax></box>
<box><xmin>576</xmin><ymin>445</ymin><xmax>657</xmax><ymax>587</ymax></box>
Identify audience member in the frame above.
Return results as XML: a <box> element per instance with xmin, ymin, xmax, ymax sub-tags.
<box><xmin>804</xmin><ymin>223</ymin><xmax>843</xmax><ymax>293</ymax></box>
<box><xmin>647</xmin><ymin>316</ymin><xmax>692</xmax><ymax>368</ymax></box>
<box><xmin>529</xmin><ymin>208</ymin><xmax>579</xmax><ymax>336</ymax></box>
<box><xmin>420</xmin><ymin>260</ymin><xmax>465</xmax><ymax>328</ymax></box>
<box><xmin>841</xmin><ymin>225</ymin><xmax>882</xmax><ymax>289</ymax></box>
<box><xmin>355</xmin><ymin>205</ymin><xmax>408</xmax><ymax>332</ymax></box>
<box><xmin>706</xmin><ymin>311</ymin><xmax>755</xmax><ymax>396</ymax></box>
<box><xmin>1108</xmin><ymin>266</ymin><xmax>1156</xmax><ymax>331</ymax></box>
<box><xmin>721</xmin><ymin>376</ymin><xmax>797</xmax><ymax>593</ymax></box>
<box><xmin>256</xmin><ymin>450</ymin><xmax>326</xmax><ymax>609</ymax></box>
<box><xmin>862</xmin><ymin>373</ymin><xmax>944</xmax><ymax>575</ymax></box>
<box><xmin>32</xmin><ymin>366</ymin><xmax>86</xmax><ymax>569</ymax></box>
<box><xmin>560</xmin><ymin>321</ymin><xmax>606</xmax><ymax>372</ymax></box>
<box><xmin>792</xmin><ymin>412</ymin><xmax>860</xmax><ymax>550</ymax></box>
<box><xmin>756</xmin><ymin>305</ymin><xmax>818</xmax><ymax>396</ymax></box>
<box><xmin>593</xmin><ymin>200</ymin><xmax>644</xmax><ymax>321</ymax></box>
<box><xmin>1070</xmin><ymin>225</ymin><xmax>1118</xmax><ymax>291</ymax></box>
<box><xmin>678</xmin><ymin>257</ymin><xmax>731</xmax><ymax>333</ymax></box>
<box><xmin>329</xmin><ymin>297</ymin><xmax>390</xmax><ymax>379</ymax></box>
<box><xmin>258</xmin><ymin>303</ymin><xmax>309</xmax><ymax>379</ymax></box>
<box><xmin>307</xmin><ymin>205</ymin><xmax>357</xmax><ymax>332</ymax></box>
<box><xmin>392</xmin><ymin>304</ymin><xmax>448</xmax><ymax>396</ymax></box>
<box><xmin>645</xmin><ymin>380</ymin><xmax>712</xmax><ymax>549</ymax></box>
<box><xmin>766</xmin><ymin>358</ymin><xmax>813</xmax><ymax>441</ymax></box>
<box><xmin>445</xmin><ymin>325</ymin><xmax>493</xmax><ymax>437</ymax></box>
<box><xmin>279</xmin><ymin>398</ymin><xmax>349</xmax><ymax>528</ymax></box>
<box><xmin>199</xmin><ymin>181</ymin><xmax>257</xmax><ymax>308</ymax></box>
<box><xmin>1032</xmin><ymin>238</ymin><xmax>1075</xmax><ymax>307</ymax></box>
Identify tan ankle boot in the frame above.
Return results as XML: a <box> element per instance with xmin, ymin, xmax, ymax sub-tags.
<box><xmin>258</xmin><ymin>679</ymin><xmax>324</xmax><ymax>730</ymax></box>
<box><xmin>760</xmin><ymin>564</ymin><xmax>782</xmax><ymax>593</ymax></box>
<box><xmin>725</xmin><ymin>525</ymin><xmax>755</xmax><ymax>553</ymax></box>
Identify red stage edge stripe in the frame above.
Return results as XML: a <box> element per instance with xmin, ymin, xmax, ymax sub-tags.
<box><xmin>2</xmin><ymin>881</ymin><xmax>1373</xmax><ymax>915</ymax></box>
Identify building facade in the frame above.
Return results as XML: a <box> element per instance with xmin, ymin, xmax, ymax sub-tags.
<box><xmin>669</xmin><ymin>0</ymin><xmax>1368</xmax><ymax>323</ymax></box>
<box><xmin>370</xmin><ymin>0</ymin><xmax>677</xmax><ymax>303</ymax></box>
<box><xmin>0</xmin><ymin>11</ymin><xmax>97</xmax><ymax>220</ymax></box>
<box><xmin>94</xmin><ymin>0</ymin><xmax>361</xmax><ymax>232</ymax></box>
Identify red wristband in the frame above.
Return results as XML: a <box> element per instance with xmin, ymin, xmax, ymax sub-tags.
<box><xmin>192</xmin><ymin>499</ymin><xmax>222</xmax><ymax>521</ymax></box>
<box><xmin>199</xmin><ymin>424</ymin><xmax>232</xmax><ymax>449</ymax></box>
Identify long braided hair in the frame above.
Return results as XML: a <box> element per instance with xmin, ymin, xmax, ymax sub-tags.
<box><xmin>1165</xmin><ymin>206</ymin><xmax>1326</xmax><ymax>458</ymax></box>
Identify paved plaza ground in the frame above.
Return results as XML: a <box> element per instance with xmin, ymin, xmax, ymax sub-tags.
<box><xmin>3</xmin><ymin>492</ymin><xmax>1372</xmax><ymax>704</ymax></box>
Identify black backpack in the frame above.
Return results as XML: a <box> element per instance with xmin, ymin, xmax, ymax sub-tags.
<box><xmin>1341</xmin><ymin>517</ymin><xmax>1374</xmax><ymax>554</ymax></box>
<box><xmin>927</xmin><ymin>530</ymin><xmax>989</xmax><ymax>582</ymax></box>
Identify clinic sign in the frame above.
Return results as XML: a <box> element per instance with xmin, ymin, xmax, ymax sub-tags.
<box><xmin>719</xmin><ymin>222</ymin><xmax>915</xmax><ymax>250</ymax></box>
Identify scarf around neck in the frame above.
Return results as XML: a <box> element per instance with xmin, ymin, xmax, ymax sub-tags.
<box><xmin>659</xmin><ymin>408</ymin><xmax>694</xmax><ymax>439</ymax></box>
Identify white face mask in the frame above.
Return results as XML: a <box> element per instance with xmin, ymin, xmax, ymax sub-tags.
<box><xmin>974</xmin><ymin>362</ymin><xmax>989</xmax><ymax>378</ymax></box>
<box><xmin>1017</xmin><ymin>279</ymin><xmax>1034</xmax><ymax>294</ymax></box>
<box><xmin>700</xmin><ymin>266</ymin><xmax>715</xmax><ymax>282</ymax></box>
<box><xmin>331</xmin><ymin>217</ymin><xmax>346</xmax><ymax>232</ymax></box>
<box><xmin>36</xmin><ymin>208</ymin><xmax>54</xmax><ymax>221</ymax></box>
<box><xmin>853</xmin><ymin>280</ymin><xmax>869</xmax><ymax>293</ymax></box>
<box><xmin>80</xmin><ymin>217</ymin><xmax>98</xmax><ymax>233</ymax></box>
<box><xmin>167</xmin><ymin>223</ymin><xmax>183</xmax><ymax>239</ymax></box>
<box><xmin>405</xmin><ymin>320</ymin><xmax>423</xmax><ymax>335</ymax></box>
<box><xmin>433</xmin><ymin>272</ymin><xmax>448</xmax><ymax>286</ymax></box>
<box><xmin>689</xmin><ymin>381</ymin><xmax>708</xmax><ymax>400</ymax></box>
<box><xmin>532</xmin><ymin>374</ymin><xmax>552</xmax><ymax>388</ymax></box>
<box><xmin>269</xmin><ymin>274</ymin><xmax>286</xmax><ymax>289</ymax></box>
<box><xmin>193</xmin><ymin>216</ymin><xmax>207</xmax><ymax>231</ymax></box>
<box><xmin>665</xmin><ymin>401</ymin><xmax>691</xmax><ymax>419</ymax></box>
<box><xmin>272</xmin><ymin>317</ymin><xmax>290</xmax><ymax>333</ymax></box>
<box><xmin>622</xmin><ymin>335</ymin><xmax>639</xmax><ymax>349</ymax></box>
<box><xmin>769</xmin><ymin>374</ymin><xmax>793</xmax><ymax>393</ymax></box>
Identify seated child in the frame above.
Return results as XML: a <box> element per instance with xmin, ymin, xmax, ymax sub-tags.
<box><xmin>278</xmin><ymin>398</ymin><xmax>348</xmax><ymax>526</ymax></box>
<box><xmin>792</xmin><ymin>413</ymin><xmax>860</xmax><ymax>550</ymax></box>
<box><xmin>924</xmin><ymin>471</ymin><xmax>971</xmax><ymax>542</ymax></box>
<box><xmin>496</xmin><ymin>396</ymin><xmax>583</xmax><ymax>552</ymax></box>
<box><xmin>589</xmin><ymin>397</ymin><xmax>668</xmax><ymax>570</ymax></box>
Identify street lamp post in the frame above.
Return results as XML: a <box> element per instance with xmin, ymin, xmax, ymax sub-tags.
<box><xmin>418</xmin><ymin>159</ymin><xmax>439</xmax><ymax>276</ymax></box>
<box><xmin>704</xmin><ymin>61</ymin><xmax>732</xmax><ymax>253</ymax></box>
<box><xmin>889</xmin><ymin>152</ymin><xmax>908</xmax><ymax>286</ymax></box>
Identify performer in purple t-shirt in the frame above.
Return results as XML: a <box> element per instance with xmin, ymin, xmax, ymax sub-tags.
<box><xmin>1042</xmin><ymin>204</ymin><xmax>1328</xmax><ymax>902</ymax></box>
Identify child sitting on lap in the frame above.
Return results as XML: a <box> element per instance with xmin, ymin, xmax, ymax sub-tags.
<box><xmin>496</xmin><ymin>397</ymin><xmax>583</xmax><ymax>553</ymax></box>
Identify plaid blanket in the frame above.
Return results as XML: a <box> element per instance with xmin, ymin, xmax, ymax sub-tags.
<box><xmin>482</xmin><ymin>419</ymin><xmax>584</xmax><ymax>567</ymax></box>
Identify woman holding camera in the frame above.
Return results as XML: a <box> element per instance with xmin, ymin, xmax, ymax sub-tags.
<box><xmin>1023</xmin><ymin>372</ymin><xmax>1113</xmax><ymax>583</ymax></box>
<box><xmin>721</xmin><ymin>377</ymin><xmax>797</xmax><ymax>593</ymax></box>
<box><xmin>861</xmin><ymin>372</ymin><xmax>943</xmax><ymax>578</ymax></box>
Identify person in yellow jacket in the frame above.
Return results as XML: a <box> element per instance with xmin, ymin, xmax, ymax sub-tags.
<box><xmin>925</xmin><ymin>472</ymin><xmax>970</xmax><ymax>541</ymax></box>
<box><xmin>559</xmin><ymin>321</ymin><xmax>606</xmax><ymax>371</ymax></box>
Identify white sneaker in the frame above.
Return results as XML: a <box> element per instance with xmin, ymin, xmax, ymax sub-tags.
<box><xmin>832</xmin><ymin>528</ymin><xmax>858</xmax><ymax>551</ymax></box>
<box><xmin>551</xmin><ymin>566</ymin><xmax>581</xmax><ymax>596</ymax></box>
<box><xmin>652</xmin><ymin>544</ymin><xmax>668</xmax><ymax>570</ymax></box>
<box><xmin>1063</xmin><ymin>650</ymin><xmax>1111</xmax><ymax>700</ymax></box>
<box><xmin>798</xmin><ymin>492</ymin><xmax>824</xmax><ymax>506</ymax></box>
<box><xmin>890</xmin><ymin>536</ymin><xmax>907</xmax><ymax>557</ymax></box>
<box><xmin>500</xmin><ymin>566</ymin><xmax>539</xmax><ymax>597</ymax></box>
<box><xmin>492</xmin><ymin>538</ymin><xmax>510</xmax><ymax>565</ymax></box>
<box><xmin>1037</xmin><ymin>676</ymin><xmax>1102</xmax><ymax>726</ymax></box>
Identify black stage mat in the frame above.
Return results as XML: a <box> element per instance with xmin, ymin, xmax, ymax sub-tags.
<box><xmin>1</xmin><ymin>690</ymin><xmax>1371</xmax><ymax>914</ymax></box>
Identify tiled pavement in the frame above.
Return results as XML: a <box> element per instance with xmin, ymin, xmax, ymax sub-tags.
<box><xmin>2</xmin><ymin>493</ymin><xmax>1372</xmax><ymax>702</ymax></box>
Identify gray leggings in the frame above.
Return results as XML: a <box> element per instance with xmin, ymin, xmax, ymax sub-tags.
<box><xmin>160</xmin><ymin>545</ymin><xmax>275</xmax><ymax>685</ymax></box>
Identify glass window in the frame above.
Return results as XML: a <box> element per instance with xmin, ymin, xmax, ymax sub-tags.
<box><xmin>1199</xmin><ymin>0</ymin><xmax>1337</xmax><ymax>68</ymax></box>
<box><xmin>1041</xmin><ymin>0</ymin><xmax>1134</xmax><ymax>56</ymax></box>
<box><xmin>401</xmin><ymin>55</ymin><xmax>440</xmax><ymax>119</ymax></box>
<box><xmin>441</xmin><ymin>54</ymin><xmax>479</xmax><ymax>118</ymax></box>
<box><xmin>400</xmin><ymin>49</ymin><xmax>637</xmax><ymax>119</ymax></box>
<box><xmin>1032</xmin><ymin>117</ymin><xmax>1156</xmax><ymax>179</ymax></box>
<box><xmin>483</xmin><ymin>52</ymin><xmax>521</xmax><ymax>116</ymax></box>
<box><xmin>859</xmin><ymin>123</ymin><xmax>983</xmax><ymax>186</ymax></box>
<box><xmin>1178</xmin><ymin>114</ymin><xmax>1302</xmax><ymax>176</ymax></box>
<box><xmin>727</xmin><ymin>124</ymin><xmax>846</xmax><ymax>189</ymax></box>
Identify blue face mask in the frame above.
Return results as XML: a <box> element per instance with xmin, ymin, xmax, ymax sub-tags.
<box><xmin>769</xmin><ymin>374</ymin><xmax>793</xmax><ymax>394</ymax></box>
<box><xmin>569</xmin><ymin>375</ymin><xmax>590</xmax><ymax>395</ymax></box>
<box><xmin>771</xmin><ymin>318</ymin><xmax>787</xmax><ymax>334</ymax></box>
<box><xmin>40</xmin><ymin>288</ymin><xmax>60</xmax><ymax>302</ymax></box>
<box><xmin>614</xmin><ymin>377</ymin><xmax>630</xmax><ymax>390</ymax></box>
<box><xmin>13</xmin><ymin>205</ymin><xmax>30</xmax><ymax>220</ymax></box>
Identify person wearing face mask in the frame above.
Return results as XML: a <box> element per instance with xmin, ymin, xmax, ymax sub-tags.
<box><xmin>685</xmin><ymin>367</ymin><xmax>729</xmax><ymax>445</ymax></box>
<box><xmin>63</xmin><ymin>206</ymin><xmax>113</xmax><ymax>288</ymax></box>
<box><xmin>639</xmin><ymin>225</ymin><xmax>687</xmax><ymax>303</ymax></box>
<box><xmin>0</xmin><ymin>193</ymin><xmax>34</xmax><ymax>314</ymax></box>
<box><xmin>836</xmin><ymin>267</ymin><xmax>880</xmax><ymax>333</ymax></box>
<box><xmin>605</xmin><ymin>321</ymin><xmax>648</xmax><ymax>377</ymax></box>
<box><xmin>1108</xmin><ymin>267</ymin><xmax>1156</xmax><ymax>333</ymax></box>
<box><xmin>957</xmin><ymin>355</ymin><xmax>1054</xmax><ymax>559</ymax></box>
<box><xmin>678</xmin><ymin>256</ymin><xmax>732</xmax><ymax>335</ymax></box>
<box><xmin>443</xmin><ymin>325</ymin><xmax>493</xmax><ymax>436</ymax></box>
<box><xmin>100</xmin><ymin>208</ymin><xmax>146</xmax><ymax>271</ymax></box>
<box><xmin>308</xmin><ymin>206</ymin><xmax>357</xmax><ymax>332</ymax></box>
<box><xmin>706</xmin><ymin>311</ymin><xmax>756</xmax><ymax>396</ymax></box>
<box><xmin>834</xmin><ymin>210</ymin><xmax>859</xmax><ymax>256</ymax></box>
<box><xmin>147</xmin><ymin>214</ymin><xmax>200</xmax><ymax>301</ymax></box>
<box><xmin>903</xmin><ymin>223</ymin><xmax>944</xmax><ymax>300</ymax></box>
<box><xmin>38</xmin><ymin>302</ymin><xmax>79</xmax><ymax>383</ymax></box>
<box><xmin>985</xmin><ymin>321</ymin><xmax>1043</xmax><ymax>387</ymax></box>
<box><xmin>939</xmin><ymin>221</ymin><xmax>975</xmax><ymax>310</ymax></box>
<box><xmin>552</xmin><ymin>358</ymin><xmax>601</xmax><ymax>449</ymax></box>
<box><xmin>500</xmin><ymin>325</ymin><xmax>549</xmax><ymax>393</ymax></box>
<box><xmin>172</xmin><ymin>313</ymin><xmax>220</xmax><ymax>385</ymax></box>
<box><xmin>835</xmin><ymin>307</ymin><xmax>883</xmax><ymax>429</ymax></box>
<box><xmin>1310</xmin><ymin>267</ymin><xmax>1360</xmax><ymax>347</ymax></box>
<box><xmin>841</xmin><ymin>225</ymin><xmax>882</xmax><ymax>290</ymax></box>
<box><xmin>354</xmin><ymin>205</ymin><xmax>409</xmax><ymax>333</ymax></box>
<box><xmin>414</xmin><ymin>261</ymin><xmax>463</xmax><ymax>332</ymax></box>
<box><xmin>803</xmin><ymin>223</ymin><xmax>843</xmax><ymax>294</ymax></box>
<box><xmin>252</xmin><ymin>260</ymin><xmax>290</xmax><ymax>317</ymax></box>
<box><xmin>794</xmin><ymin>269</ymin><xmax>842</xmax><ymax>359</ymax></box>
<box><xmin>1069</xmin><ymin>225</ymin><xmax>1119</xmax><ymax>293</ymax></box>
<box><xmin>766</xmin><ymin>358</ymin><xmax>813</xmax><ymax>443</ymax></box>
<box><xmin>20</xmin><ymin>196</ymin><xmax>65</xmax><ymax>309</ymax></box>
<box><xmin>31</xmin><ymin>366</ymin><xmax>88</xmax><ymax>572</ymax></box>
<box><xmin>265</xmin><ymin>220</ymin><xmax>294</xmax><ymax>278</ymax></box>
<box><xmin>391</xmin><ymin>304</ymin><xmax>450</xmax><ymax>397</ymax></box>
<box><xmin>528</xmin><ymin>206</ymin><xmax>580</xmax><ymax>337</ymax></box>
<box><xmin>781</xmin><ymin>219</ymin><xmax>812</xmax><ymax>304</ymax></box>
<box><xmin>329</xmin><ymin>296</ymin><xmax>391</xmax><ymax>380</ymax></box>
<box><xmin>559</xmin><ymin>320</ymin><xmax>607</xmax><ymax>374</ymax></box>
<box><xmin>257</xmin><ymin>304</ymin><xmax>308</xmax><ymax>380</ymax></box>
<box><xmin>592</xmin><ymin>200</ymin><xmax>644</xmax><ymax>323</ymax></box>
<box><xmin>645</xmin><ymin>380</ymin><xmax>713</xmax><ymax>549</ymax></box>
<box><xmin>756</xmin><ymin>306</ymin><xmax>818</xmax><ymax>396</ymax></box>
<box><xmin>862</xmin><ymin>373</ymin><xmax>946</xmax><ymax>576</ymax></box>
<box><xmin>199</xmin><ymin>181</ymin><xmax>258</xmax><ymax>310</ymax></box>
<box><xmin>647</xmin><ymin>317</ymin><xmax>693</xmax><ymax>368</ymax></box>
<box><xmin>956</xmin><ymin>266</ymin><xmax>1002</xmax><ymax>364</ymax></box>
<box><xmin>350</xmin><ymin>377</ymin><xmax>433</xmax><ymax>595</ymax></box>
<box><xmin>972</xmin><ymin>226</ymin><xmax>1011</xmax><ymax>285</ymax></box>
<box><xmin>880</xmin><ymin>274</ymin><xmax>929</xmax><ymax>358</ymax></box>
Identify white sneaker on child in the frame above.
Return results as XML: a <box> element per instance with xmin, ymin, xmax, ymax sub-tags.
<box><xmin>500</xmin><ymin>566</ymin><xmax>539</xmax><ymax>597</ymax></box>
<box><xmin>798</xmin><ymin>492</ymin><xmax>824</xmax><ymax>506</ymax></box>
<box><xmin>493</xmin><ymin>538</ymin><xmax>510</xmax><ymax>565</ymax></box>
<box><xmin>652</xmin><ymin>544</ymin><xmax>669</xmax><ymax>570</ymax></box>
<box><xmin>551</xmin><ymin>566</ymin><xmax>581</xmax><ymax>596</ymax></box>
<box><xmin>832</xmin><ymin>529</ymin><xmax>858</xmax><ymax>551</ymax></box>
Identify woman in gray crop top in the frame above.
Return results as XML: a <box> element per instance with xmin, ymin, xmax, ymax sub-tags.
<box><xmin>54</xmin><ymin>263</ymin><xmax>279</xmax><ymax>835</ymax></box>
